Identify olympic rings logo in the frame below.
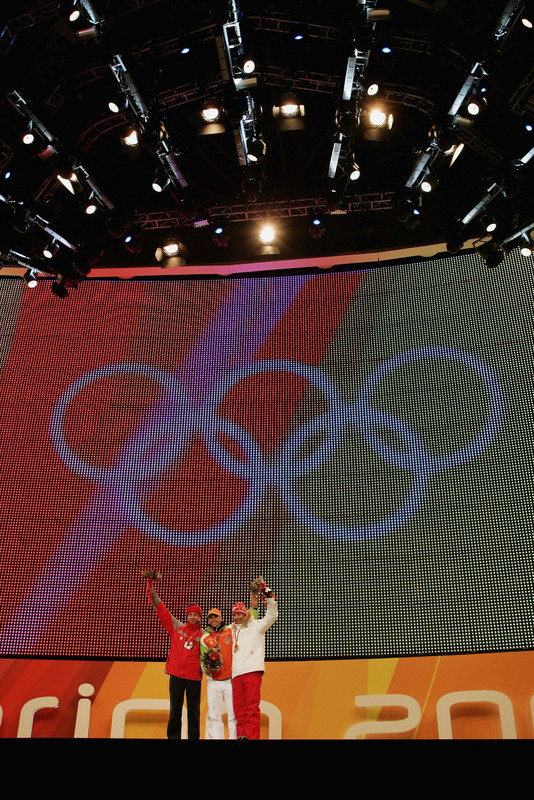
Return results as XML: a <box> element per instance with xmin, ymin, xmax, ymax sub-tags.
<box><xmin>50</xmin><ymin>348</ymin><xmax>504</xmax><ymax>545</ymax></box>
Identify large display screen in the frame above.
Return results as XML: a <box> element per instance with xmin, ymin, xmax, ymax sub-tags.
<box><xmin>0</xmin><ymin>251</ymin><xmax>533</xmax><ymax>661</ymax></box>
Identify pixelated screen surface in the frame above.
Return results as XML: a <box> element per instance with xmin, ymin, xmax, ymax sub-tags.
<box><xmin>0</xmin><ymin>252</ymin><xmax>533</xmax><ymax>660</ymax></box>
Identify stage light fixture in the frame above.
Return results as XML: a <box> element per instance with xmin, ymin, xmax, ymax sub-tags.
<box><xmin>480</xmin><ymin>213</ymin><xmax>497</xmax><ymax>233</ymax></box>
<box><xmin>50</xmin><ymin>278</ymin><xmax>69</xmax><ymax>298</ymax></box>
<box><xmin>367</xmin><ymin>83</ymin><xmax>379</xmax><ymax>96</ymax></box>
<box><xmin>22</xmin><ymin>128</ymin><xmax>35</xmax><ymax>145</ymax></box>
<box><xmin>336</xmin><ymin>100</ymin><xmax>358</xmax><ymax>137</ymax></box>
<box><xmin>84</xmin><ymin>197</ymin><xmax>98</xmax><ymax>215</ymax></box>
<box><xmin>56</xmin><ymin>164</ymin><xmax>82</xmax><ymax>195</ymax></box>
<box><xmin>246</xmin><ymin>138</ymin><xmax>266</xmax><ymax>162</ymax></box>
<box><xmin>475</xmin><ymin>239</ymin><xmax>506</xmax><ymax>268</ymax></box>
<box><xmin>361</xmin><ymin>103</ymin><xmax>394</xmax><ymax>141</ymax></box>
<box><xmin>258</xmin><ymin>224</ymin><xmax>276</xmax><ymax>245</ymax></box>
<box><xmin>43</xmin><ymin>240</ymin><xmax>59</xmax><ymax>259</ymax></box>
<box><xmin>23</xmin><ymin>269</ymin><xmax>38</xmax><ymax>288</ymax></box>
<box><xmin>308</xmin><ymin>210</ymin><xmax>326</xmax><ymax>239</ymax></box>
<box><xmin>152</xmin><ymin>172</ymin><xmax>171</xmax><ymax>192</ymax></box>
<box><xmin>212</xmin><ymin>225</ymin><xmax>231</xmax><ymax>247</ymax></box>
<box><xmin>201</xmin><ymin>98</ymin><xmax>221</xmax><ymax>123</ymax></box>
<box><xmin>520</xmin><ymin>234</ymin><xmax>533</xmax><ymax>256</ymax></box>
<box><xmin>155</xmin><ymin>237</ymin><xmax>188</xmax><ymax>267</ymax></box>
<box><xmin>122</xmin><ymin>127</ymin><xmax>139</xmax><ymax>147</ymax></box>
<box><xmin>421</xmin><ymin>173</ymin><xmax>438</xmax><ymax>193</ymax></box>
<box><xmin>238</xmin><ymin>55</ymin><xmax>256</xmax><ymax>74</ymax></box>
<box><xmin>349</xmin><ymin>162</ymin><xmax>361</xmax><ymax>181</ymax></box>
<box><xmin>108</xmin><ymin>96</ymin><xmax>128</xmax><ymax>115</ymax></box>
<box><xmin>123</xmin><ymin>230</ymin><xmax>143</xmax><ymax>254</ymax></box>
<box><xmin>273</xmin><ymin>93</ymin><xmax>305</xmax><ymax>131</ymax></box>
<box><xmin>368</xmin><ymin>106</ymin><xmax>393</xmax><ymax>129</ymax></box>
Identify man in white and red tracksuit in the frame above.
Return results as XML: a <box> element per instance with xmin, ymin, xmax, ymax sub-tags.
<box><xmin>231</xmin><ymin>582</ymin><xmax>278</xmax><ymax>739</ymax></box>
<box><xmin>149</xmin><ymin>585</ymin><xmax>203</xmax><ymax>739</ymax></box>
<box><xmin>200</xmin><ymin>599</ymin><xmax>258</xmax><ymax>740</ymax></box>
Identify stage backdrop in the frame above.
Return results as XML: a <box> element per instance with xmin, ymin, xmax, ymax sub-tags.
<box><xmin>0</xmin><ymin>250</ymin><xmax>533</xmax><ymax>664</ymax></box>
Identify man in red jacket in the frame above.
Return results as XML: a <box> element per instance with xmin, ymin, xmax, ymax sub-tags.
<box><xmin>149</xmin><ymin>585</ymin><xmax>203</xmax><ymax>739</ymax></box>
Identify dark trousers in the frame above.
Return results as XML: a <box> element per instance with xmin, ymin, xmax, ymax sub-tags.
<box><xmin>168</xmin><ymin>675</ymin><xmax>202</xmax><ymax>739</ymax></box>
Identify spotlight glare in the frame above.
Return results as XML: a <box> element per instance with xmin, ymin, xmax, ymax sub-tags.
<box><xmin>259</xmin><ymin>224</ymin><xmax>275</xmax><ymax>244</ymax></box>
<box><xmin>201</xmin><ymin>99</ymin><xmax>221</xmax><ymax>123</ymax></box>
<box><xmin>162</xmin><ymin>241</ymin><xmax>179</xmax><ymax>256</ymax></box>
<box><xmin>349</xmin><ymin>162</ymin><xmax>361</xmax><ymax>181</ymax></box>
<box><xmin>122</xmin><ymin>129</ymin><xmax>139</xmax><ymax>147</ymax></box>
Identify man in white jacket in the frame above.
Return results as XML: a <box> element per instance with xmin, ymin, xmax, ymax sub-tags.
<box><xmin>231</xmin><ymin>582</ymin><xmax>278</xmax><ymax>739</ymax></box>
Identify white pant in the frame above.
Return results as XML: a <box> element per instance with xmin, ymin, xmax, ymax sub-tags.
<box><xmin>206</xmin><ymin>677</ymin><xmax>237</xmax><ymax>740</ymax></box>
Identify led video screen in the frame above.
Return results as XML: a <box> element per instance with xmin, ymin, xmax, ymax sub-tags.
<box><xmin>0</xmin><ymin>251</ymin><xmax>533</xmax><ymax>661</ymax></box>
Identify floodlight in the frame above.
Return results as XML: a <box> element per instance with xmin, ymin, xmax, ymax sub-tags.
<box><xmin>259</xmin><ymin>224</ymin><xmax>275</xmax><ymax>244</ymax></box>
<box><xmin>201</xmin><ymin>98</ymin><xmax>221</xmax><ymax>123</ymax></box>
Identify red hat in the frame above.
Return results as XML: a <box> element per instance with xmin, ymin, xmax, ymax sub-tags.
<box><xmin>186</xmin><ymin>604</ymin><xmax>202</xmax><ymax>616</ymax></box>
<box><xmin>232</xmin><ymin>602</ymin><xmax>247</xmax><ymax>615</ymax></box>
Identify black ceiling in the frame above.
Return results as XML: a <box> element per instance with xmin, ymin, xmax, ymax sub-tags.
<box><xmin>1</xmin><ymin>0</ymin><xmax>533</xmax><ymax>285</ymax></box>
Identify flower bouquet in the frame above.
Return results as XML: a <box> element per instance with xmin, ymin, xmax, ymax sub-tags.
<box><xmin>201</xmin><ymin>645</ymin><xmax>224</xmax><ymax>673</ymax></box>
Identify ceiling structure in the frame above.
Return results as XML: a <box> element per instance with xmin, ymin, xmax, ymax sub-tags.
<box><xmin>1</xmin><ymin>0</ymin><xmax>534</xmax><ymax>294</ymax></box>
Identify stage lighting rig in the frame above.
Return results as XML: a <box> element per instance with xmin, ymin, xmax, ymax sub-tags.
<box><xmin>328</xmin><ymin>1</ymin><xmax>389</xmax><ymax>185</ymax></box>
<box><xmin>273</xmin><ymin>93</ymin><xmax>306</xmax><ymax>131</ymax></box>
<box><xmin>59</xmin><ymin>0</ymin><xmax>107</xmax><ymax>42</ymax></box>
<box><xmin>108</xmin><ymin>51</ymin><xmax>189</xmax><ymax>194</ymax></box>
<box><xmin>6</xmin><ymin>90</ymin><xmax>58</xmax><ymax>160</ymax></box>
<box><xmin>222</xmin><ymin>0</ymin><xmax>258</xmax><ymax>91</ymax></box>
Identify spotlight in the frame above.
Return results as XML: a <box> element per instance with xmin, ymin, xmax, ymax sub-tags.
<box><xmin>421</xmin><ymin>173</ymin><xmax>438</xmax><ymax>193</ymax></box>
<box><xmin>84</xmin><ymin>198</ymin><xmax>98</xmax><ymax>215</ymax></box>
<box><xmin>520</xmin><ymin>234</ymin><xmax>533</xmax><ymax>257</ymax></box>
<box><xmin>255</xmin><ymin>222</ymin><xmax>280</xmax><ymax>257</ymax></box>
<box><xmin>273</xmin><ymin>93</ymin><xmax>305</xmax><ymax>130</ymax></box>
<box><xmin>238</xmin><ymin>55</ymin><xmax>256</xmax><ymax>74</ymax></box>
<box><xmin>201</xmin><ymin>98</ymin><xmax>221</xmax><ymax>123</ymax></box>
<box><xmin>336</xmin><ymin>100</ymin><xmax>358</xmax><ymax>137</ymax></box>
<box><xmin>259</xmin><ymin>224</ymin><xmax>276</xmax><ymax>244</ymax></box>
<box><xmin>23</xmin><ymin>269</ymin><xmax>38</xmax><ymax>288</ymax></box>
<box><xmin>22</xmin><ymin>128</ymin><xmax>35</xmax><ymax>145</ymax></box>
<box><xmin>43</xmin><ymin>240</ymin><xmax>59</xmax><ymax>259</ymax></box>
<box><xmin>155</xmin><ymin>236</ymin><xmax>188</xmax><ymax>267</ymax></box>
<box><xmin>108</xmin><ymin>96</ymin><xmax>128</xmax><ymax>115</ymax></box>
<box><xmin>123</xmin><ymin>230</ymin><xmax>143</xmax><ymax>254</ymax></box>
<box><xmin>246</xmin><ymin>138</ymin><xmax>266</xmax><ymax>162</ymax></box>
<box><xmin>197</xmin><ymin>98</ymin><xmax>226</xmax><ymax>134</ymax></box>
<box><xmin>152</xmin><ymin>172</ymin><xmax>171</xmax><ymax>192</ymax></box>
<box><xmin>349</xmin><ymin>162</ymin><xmax>361</xmax><ymax>181</ymax></box>
<box><xmin>212</xmin><ymin>224</ymin><xmax>231</xmax><ymax>247</ymax></box>
<box><xmin>368</xmin><ymin>106</ymin><xmax>393</xmax><ymax>128</ymax></box>
<box><xmin>475</xmin><ymin>239</ymin><xmax>506</xmax><ymax>268</ymax></box>
<box><xmin>308</xmin><ymin>210</ymin><xmax>326</xmax><ymax>239</ymax></box>
<box><xmin>122</xmin><ymin>127</ymin><xmax>139</xmax><ymax>147</ymax></box>
<box><xmin>466</xmin><ymin>91</ymin><xmax>487</xmax><ymax>116</ymax></box>
<box><xmin>480</xmin><ymin>213</ymin><xmax>497</xmax><ymax>233</ymax></box>
<box><xmin>446</xmin><ymin>230</ymin><xmax>465</xmax><ymax>253</ymax></box>
<box><xmin>362</xmin><ymin>103</ymin><xmax>394</xmax><ymax>140</ymax></box>
<box><xmin>367</xmin><ymin>83</ymin><xmax>379</xmax><ymax>96</ymax></box>
<box><xmin>56</xmin><ymin>164</ymin><xmax>82</xmax><ymax>194</ymax></box>
<box><xmin>51</xmin><ymin>279</ymin><xmax>69</xmax><ymax>298</ymax></box>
